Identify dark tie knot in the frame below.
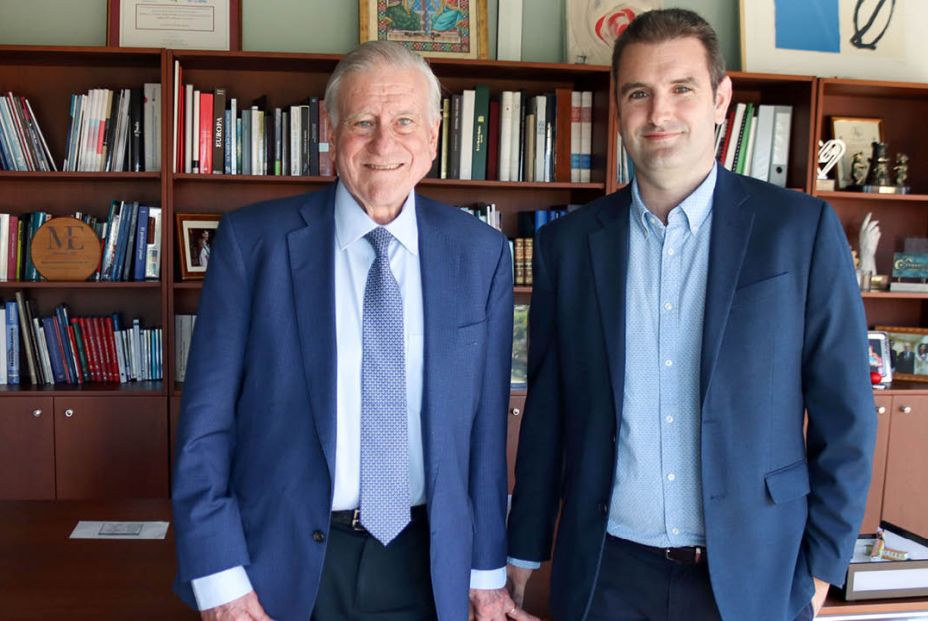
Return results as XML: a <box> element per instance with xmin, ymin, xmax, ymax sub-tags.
<box><xmin>365</xmin><ymin>227</ymin><xmax>394</xmax><ymax>259</ymax></box>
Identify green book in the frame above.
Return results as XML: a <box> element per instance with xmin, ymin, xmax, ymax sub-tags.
<box><xmin>471</xmin><ymin>85</ymin><xmax>490</xmax><ymax>180</ymax></box>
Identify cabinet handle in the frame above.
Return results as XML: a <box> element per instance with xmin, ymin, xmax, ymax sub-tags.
<box><xmin>32</xmin><ymin>409</ymin><xmax>42</xmax><ymax>418</ymax></box>
<box><xmin>877</xmin><ymin>406</ymin><xmax>886</xmax><ymax>415</ymax></box>
<box><xmin>511</xmin><ymin>408</ymin><xmax>521</xmax><ymax>417</ymax></box>
<box><xmin>899</xmin><ymin>405</ymin><xmax>912</xmax><ymax>414</ymax></box>
<box><xmin>64</xmin><ymin>408</ymin><xmax>74</xmax><ymax>418</ymax></box>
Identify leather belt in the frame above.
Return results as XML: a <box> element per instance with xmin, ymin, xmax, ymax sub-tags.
<box><xmin>614</xmin><ymin>536</ymin><xmax>706</xmax><ymax>565</ymax></box>
<box><xmin>331</xmin><ymin>505</ymin><xmax>428</xmax><ymax>533</ymax></box>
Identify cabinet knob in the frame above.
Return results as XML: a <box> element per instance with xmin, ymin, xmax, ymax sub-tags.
<box><xmin>32</xmin><ymin>409</ymin><xmax>42</xmax><ymax>418</ymax></box>
<box><xmin>900</xmin><ymin>405</ymin><xmax>912</xmax><ymax>414</ymax></box>
<box><xmin>877</xmin><ymin>406</ymin><xmax>886</xmax><ymax>415</ymax></box>
<box><xmin>64</xmin><ymin>408</ymin><xmax>74</xmax><ymax>418</ymax></box>
<box><xmin>511</xmin><ymin>408</ymin><xmax>521</xmax><ymax>417</ymax></box>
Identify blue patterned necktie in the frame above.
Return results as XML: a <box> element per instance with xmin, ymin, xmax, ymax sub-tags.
<box><xmin>360</xmin><ymin>226</ymin><xmax>410</xmax><ymax>545</ymax></box>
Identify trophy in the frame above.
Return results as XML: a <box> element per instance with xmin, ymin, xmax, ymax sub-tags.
<box><xmin>862</xmin><ymin>142</ymin><xmax>910</xmax><ymax>194</ymax></box>
<box><xmin>816</xmin><ymin>139</ymin><xmax>846</xmax><ymax>191</ymax></box>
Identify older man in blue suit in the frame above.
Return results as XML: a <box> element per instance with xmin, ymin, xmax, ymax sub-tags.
<box><xmin>173</xmin><ymin>41</ymin><xmax>532</xmax><ymax>621</ymax></box>
<box><xmin>506</xmin><ymin>9</ymin><xmax>876</xmax><ymax>621</ymax></box>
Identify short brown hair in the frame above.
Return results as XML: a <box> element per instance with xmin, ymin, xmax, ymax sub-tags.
<box><xmin>611</xmin><ymin>9</ymin><xmax>726</xmax><ymax>94</ymax></box>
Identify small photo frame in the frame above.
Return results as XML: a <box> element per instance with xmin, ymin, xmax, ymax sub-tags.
<box><xmin>874</xmin><ymin>326</ymin><xmax>928</xmax><ymax>383</ymax></box>
<box><xmin>107</xmin><ymin>0</ymin><xmax>242</xmax><ymax>51</ymax></box>
<box><xmin>868</xmin><ymin>331</ymin><xmax>893</xmax><ymax>386</ymax></box>
<box><xmin>832</xmin><ymin>117</ymin><xmax>882</xmax><ymax>190</ymax></box>
<box><xmin>359</xmin><ymin>0</ymin><xmax>488</xmax><ymax>59</ymax></box>
<box><xmin>176</xmin><ymin>213</ymin><xmax>221</xmax><ymax>280</ymax></box>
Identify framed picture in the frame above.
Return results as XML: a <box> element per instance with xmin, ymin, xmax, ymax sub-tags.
<box><xmin>868</xmin><ymin>331</ymin><xmax>893</xmax><ymax>386</ymax></box>
<box><xmin>107</xmin><ymin>0</ymin><xmax>242</xmax><ymax>51</ymax></box>
<box><xmin>832</xmin><ymin>117</ymin><xmax>882</xmax><ymax>190</ymax></box>
<box><xmin>874</xmin><ymin>326</ymin><xmax>928</xmax><ymax>383</ymax></box>
<box><xmin>740</xmin><ymin>1</ymin><xmax>928</xmax><ymax>83</ymax></box>
<box><xmin>359</xmin><ymin>0</ymin><xmax>488</xmax><ymax>59</ymax></box>
<box><xmin>176</xmin><ymin>213</ymin><xmax>221</xmax><ymax>280</ymax></box>
<box><xmin>565</xmin><ymin>0</ymin><xmax>661</xmax><ymax>65</ymax></box>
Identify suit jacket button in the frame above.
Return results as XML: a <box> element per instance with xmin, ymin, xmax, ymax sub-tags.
<box><xmin>313</xmin><ymin>530</ymin><xmax>325</xmax><ymax>543</ymax></box>
<box><xmin>598</xmin><ymin>502</ymin><xmax>608</xmax><ymax>515</ymax></box>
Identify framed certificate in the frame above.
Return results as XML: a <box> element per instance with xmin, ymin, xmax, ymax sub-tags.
<box><xmin>107</xmin><ymin>0</ymin><xmax>242</xmax><ymax>51</ymax></box>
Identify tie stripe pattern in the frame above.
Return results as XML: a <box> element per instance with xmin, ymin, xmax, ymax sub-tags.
<box><xmin>359</xmin><ymin>226</ymin><xmax>410</xmax><ymax>545</ymax></box>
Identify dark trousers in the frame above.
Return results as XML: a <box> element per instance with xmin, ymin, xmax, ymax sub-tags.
<box><xmin>587</xmin><ymin>535</ymin><xmax>813</xmax><ymax>621</ymax></box>
<box><xmin>311</xmin><ymin>516</ymin><xmax>438</xmax><ymax>621</ymax></box>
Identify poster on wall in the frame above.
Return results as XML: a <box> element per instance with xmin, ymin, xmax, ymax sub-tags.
<box><xmin>565</xmin><ymin>0</ymin><xmax>662</xmax><ymax>66</ymax></box>
<box><xmin>741</xmin><ymin>0</ymin><xmax>928</xmax><ymax>82</ymax></box>
<box><xmin>359</xmin><ymin>0</ymin><xmax>488</xmax><ymax>59</ymax></box>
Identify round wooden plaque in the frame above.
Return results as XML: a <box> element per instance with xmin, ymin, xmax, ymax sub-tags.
<box><xmin>30</xmin><ymin>217</ymin><xmax>102</xmax><ymax>281</ymax></box>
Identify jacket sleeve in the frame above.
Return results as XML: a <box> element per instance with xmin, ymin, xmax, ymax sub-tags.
<box><xmin>172</xmin><ymin>213</ymin><xmax>254</xmax><ymax>583</ymax></box>
<box><xmin>802</xmin><ymin>202</ymin><xmax>877</xmax><ymax>586</ymax></box>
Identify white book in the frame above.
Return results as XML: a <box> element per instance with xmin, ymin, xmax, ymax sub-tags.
<box><xmin>34</xmin><ymin>316</ymin><xmax>52</xmax><ymax>384</ymax></box>
<box><xmin>132</xmin><ymin>318</ymin><xmax>142</xmax><ymax>381</ymax></box>
<box><xmin>714</xmin><ymin>118</ymin><xmax>727</xmax><ymax>159</ymax></box>
<box><xmin>192</xmin><ymin>90</ymin><xmax>200</xmax><ymax>173</ymax></box>
<box><xmin>498</xmin><ymin>91</ymin><xmax>513</xmax><ymax>182</ymax></box>
<box><xmin>143</xmin><ymin>83</ymin><xmax>161</xmax><ymax>172</ymax></box>
<box><xmin>0</xmin><ymin>306</ymin><xmax>7</xmax><ymax>385</ymax></box>
<box><xmin>750</xmin><ymin>104</ymin><xmax>776</xmax><ymax>182</ymax></box>
<box><xmin>570</xmin><ymin>91</ymin><xmax>582</xmax><ymax>182</ymax></box>
<box><xmin>114</xmin><ymin>329</ymin><xmax>127</xmax><ymax>383</ymax></box>
<box><xmin>533</xmin><ymin>95</ymin><xmax>546</xmax><ymax>183</ymax></box>
<box><xmin>172</xmin><ymin>60</ymin><xmax>180</xmax><ymax>174</ymax></box>
<box><xmin>251</xmin><ymin>107</ymin><xmax>261</xmax><ymax>176</ymax></box>
<box><xmin>144</xmin><ymin>207</ymin><xmax>162</xmax><ymax>280</ymax></box>
<box><xmin>509</xmin><ymin>91</ymin><xmax>522</xmax><ymax>182</ymax></box>
<box><xmin>143</xmin><ymin>85</ymin><xmax>153</xmax><ymax>172</ymax></box>
<box><xmin>579</xmin><ymin>91</ymin><xmax>593</xmax><ymax>182</ymax></box>
<box><xmin>0</xmin><ymin>213</ymin><xmax>8</xmax><ymax>282</ymax></box>
<box><xmin>184</xmin><ymin>84</ymin><xmax>193</xmax><ymax>173</ymax></box>
<box><xmin>77</xmin><ymin>89</ymin><xmax>96</xmax><ymax>171</ymax></box>
<box><xmin>230</xmin><ymin>98</ymin><xmax>238</xmax><ymax>175</ymax></box>
<box><xmin>289</xmin><ymin>105</ymin><xmax>301</xmax><ymax>176</ymax></box>
<box><xmin>459</xmin><ymin>89</ymin><xmax>476</xmax><ymax>180</ymax></box>
<box><xmin>769</xmin><ymin>105</ymin><xmax>792</xmax><ymax>187</ymax></box>
<box><xmin>724</xmin><ymin>102</ymin><xmax>746</xmax><ymax>171</ymax></box>
<box><xmin>439</xmin><ymin>97</ymin><xmax>450</xmax><ymax>179</ymax></box>
<box><xmin>97</xmin><ymin>89</ymin><xmax>113</xmax><ymax>171</ymax></box>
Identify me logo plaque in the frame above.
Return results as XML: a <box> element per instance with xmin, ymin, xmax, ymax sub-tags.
<box><xmin>31</xmin><ymin>217</ymin><xmax>101</xmax><ymax>281</ymax></box>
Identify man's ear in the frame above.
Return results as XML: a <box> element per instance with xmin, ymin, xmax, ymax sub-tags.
<box><xmin>714</xmin><ymin>75</ymin><xmax>733</xmax><ymax>124</ymax></box>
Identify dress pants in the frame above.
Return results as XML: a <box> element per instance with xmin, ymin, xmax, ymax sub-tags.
<box><xmin>311</xmin><ymin>515</ymin><xmax>438</xmax><ymax>621</ymax></box>
<box><xmin>586</xmin><ymin>535</ymin><xmax>814</xmax><ymax>621</ymax></box>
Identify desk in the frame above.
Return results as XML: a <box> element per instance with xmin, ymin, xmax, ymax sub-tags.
<box><xmin>0</xmin><ymin>500</ymin><xmax>196</xmax><ymax>620</ymax></box>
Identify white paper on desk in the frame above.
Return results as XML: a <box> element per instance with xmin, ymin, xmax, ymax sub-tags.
<box><xmin>69</xmin><ymin>521</ymin><xmax>169</xmax><ymax>540</ymax></box>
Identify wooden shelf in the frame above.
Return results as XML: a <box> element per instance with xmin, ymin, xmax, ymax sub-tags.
<box><xmin>863</xmin><ymin>291</ymin><xmax>928</xmax><ymax>299</ymax></box>
<box><xmin>174</xmin><ymin>173</ymin><xmax>334</xmax><ymax>184</ymax></box>
<box><xmin>816</xmin><ymin>190</ymin><xmax>928</xmax><ymax>202</ymax></box>
<box><xmin>0</xmin><ymin>281</ymin><xmax>161</xmax><ymax>289</ymax></box>
<box><xmin>822</xmin><ymin>587</ymin><xmax>928</xmax><ymax>616</ymax></box>
<box><xmin>0</xmin><ymin>381</ymin><xmax>164</xmax><ymax>396</ymax></box>
<box><xmin>0</xmin><ymin>171</ymin><xmax>160</xmax><ymax>180</ymax></box>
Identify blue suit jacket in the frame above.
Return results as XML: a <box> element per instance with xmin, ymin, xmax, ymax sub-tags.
<box><xmin>172</xmin><ymin>184</ymin><xmax>513</xmax><ymax>621</ymax></box>
<box><xmin>508</xmin><ymin>167</ymin><xmax>876</xmax><ymax>621</ymax></box>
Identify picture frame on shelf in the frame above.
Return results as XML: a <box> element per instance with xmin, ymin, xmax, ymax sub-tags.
<box><xmin>874</xmin><ymin>326</ymin><xmax>928</xmax><ymax>383</ymax></box>
<box><xmin>176</xmin><ymin>213</ymin><xmax>221</xmax><ymax>280</ymax></box>
<box><xmin>868</xmin><ymin>330</ymin><xmax>893</xmax><ymax>386</ymax></box>
<box><xmin>107</xmin><ymin>0</ymin><xmax>242</xmax><ymax>51</ymax></box>
<box><xmin>832</xmin><ymin>117</ymin><xmax>882</xmax><ymax>190</ymax></box>
<box><xmin>565</xmin><ymin>0</ymin><xmax>661</xmax><ymax>65</ymax></box>
<box><xmin>359</xmin><ymin>0</ymin><xmax>488</xmax><ymax>59</ymax></box>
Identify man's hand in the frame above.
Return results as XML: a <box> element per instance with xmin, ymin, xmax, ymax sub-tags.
<box><xmin>468</xmin><ymin>587</ymin><xmax>539</xmax><ymax>621</ymax></box>
<box><xmin>201</xmin><ymin>591</ymin><xmax>275</xmax><ymax>621</ymax></box>
<box><xmin>811</xmin><ymin>577</ymin><xmax>831</xmax><ymax>617</ymax></box>
<box><xmin>506</xmin><ymin>564</ymin><xmax>535</xmax><ymax>609</ymax></box>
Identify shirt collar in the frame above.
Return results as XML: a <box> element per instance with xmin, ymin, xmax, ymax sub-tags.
<box><xmin>630</xmin><ymin>162</ymin><xmax>717</xmax><ymax>237</ymax></box>
<box><xmin>334</xmin><ymin>180</ymin><xmax>419</xmax><ymax>256</ymax></box>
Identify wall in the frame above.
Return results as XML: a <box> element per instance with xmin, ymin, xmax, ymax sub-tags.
<box><xmin>0</xmin><ymin>0</ymin><xmax>741</xmax><ymax>69</ymax></box>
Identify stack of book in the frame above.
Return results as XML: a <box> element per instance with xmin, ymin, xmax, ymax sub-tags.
<box><xmin>715</xmin><ymin>103</ymin><xmax>793</xmax><ymax>186</ymax></box>
<box><xmin>0</xmin><ymin>92</ymin><xmax>56</xmax><ymax>171</ymax></box>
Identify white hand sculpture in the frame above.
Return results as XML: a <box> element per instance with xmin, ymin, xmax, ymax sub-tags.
<box><xmin>859</xmin><ymin>212</ymin><xmax>881</xmax><ymax>275</ymax></box>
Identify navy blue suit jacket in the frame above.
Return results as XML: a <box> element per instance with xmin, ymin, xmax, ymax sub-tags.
<box><xmin>172</xmin><ymin>184</ymin><xmax>513</xmax><ymax>621</ymax></box>
<box><xmin>508</xmin><ymin>167</ymin><xmax>876</xmax><ymax>621</ymax></box>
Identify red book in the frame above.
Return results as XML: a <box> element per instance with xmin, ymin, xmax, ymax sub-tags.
<box><xmin>103</xmin><ymin>316</ymin><xmax>120</xmax><ymax>383</ymax></box>
<box><xmin>199</xmin><ymin>92</ymin><xmax>214</xmax><ymax>175</ymax></box>
<box><xmin>486</xmin><ymin>99</ymin><xmax>500</xmax><ymax>181</ymax></box>
<box><xmin>555</xmin><ymin>87</ymin><xmax>573</xmax><ymax>182</ymax></box>
<box><xmin>91</xmin><ymin>317</ymin><xmax>110</xmax><ymax>382</ymax></box>
<box><xmin>83</xmin><ymin>317</ymin><xmax>102</xmax><ymax>382</ymax></box>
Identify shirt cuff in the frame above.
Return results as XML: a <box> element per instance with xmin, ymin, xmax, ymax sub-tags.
<box><xmin>470</xmin><ymin>567</ymin><xmax>507</xmax><ymax>590</ymax></box>
<box><xmin>191</xmin><ymin>565</ymin><xmax>254</xmax><ymax>611</ymax></box>
<box><xmin>507</xmin><ymin>556</ymin><xmax>542</xmax><ymax>570</ymax></box>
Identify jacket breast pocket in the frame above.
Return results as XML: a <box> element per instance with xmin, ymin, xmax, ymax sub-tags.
<box><xmin>732</xmin><ymin>272</ymin><xmax>789</xmax><ymax>308</ymax></box>
<box><xmin>765</xmin><ymin>459</ymin><xmax>810</xmax><ymax>504</ymax></box>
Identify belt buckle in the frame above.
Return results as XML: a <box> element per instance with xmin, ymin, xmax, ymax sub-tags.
<box><xmin>351</xmin><ymin>508</ymin><xmax>364</xmax><ymax>532</ymax></box>
<box><xmin>665</xmin><ymin>546</ymin><xmax>702</xmax><ymax>564</ymax></box>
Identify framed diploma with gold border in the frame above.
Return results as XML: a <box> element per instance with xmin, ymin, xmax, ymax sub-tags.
<box><xmin>107</xmin><ymin>0</ymin><xmax>242</xmax><ymax>51</ymax></box>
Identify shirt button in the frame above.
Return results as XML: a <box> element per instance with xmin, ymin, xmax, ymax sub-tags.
<box><xmin>312</xmin><ymin>530</ymin><xmax>325</xmax><ymax>543</ymax></box>
<box><xmin>667</xmin><ymin>248</ymin><xmax>675</xmax><ymax>256</ymax></box>
<box><xmin>665</xmin><ymin>359</ymin><xmax>673</xmax><ymax>367</ymax></box>
<box><xmin>664</xmin><ymin>302</ymin><xmax>673</xmax><ymax>311</ymax></box>
<box><xmin>672</xmin><ymin>528</ymin><xmax>680</xmax><ymax>535</ymax></box>
<box><xmin>667</xmin><ymin>473</ymin><xmax>676</xmax><ymax>481</ymax></box>
<box><xmin>666</xmin><ymin>416</ymin><xmax>674</xmax><ymax>424</ymax></box>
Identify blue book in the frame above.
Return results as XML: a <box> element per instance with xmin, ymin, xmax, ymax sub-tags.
<box><xmin>133</xmin><ymin>205</ymin><xmax>150</xmax><ymax>282</ymax></box>
<box><xmin>54</xmin><ymin>306</ymin><xmax>77</xmax><ymax>384</ymax></box>
<box><xmin>534</xmin><ymin>210</ymin><xmax>549</xmax><ymax>231</ymax></box>
<box><xmin>224</xmin><ymin>109</ymin><xmax>232</xmax><ymax>174</ymax></box>
<box><xmin>112</xmin><ymin>202</ymin><xmax>134</xmax><ymax>282</ymax></box>
<box><xmin>5</xmin><ymin>301</ymin><xmax>19</xmax><ymax>384</ymax></box>
<box><xmin>42</xmin><ymin>317</ymin><xmax>67</xmax><ymax>384</ymax></box>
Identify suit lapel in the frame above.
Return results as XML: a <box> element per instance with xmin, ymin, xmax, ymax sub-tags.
<box><xmin>288</xmin><ymin>185</ymin><xmax>338</xmax><ymax>479</ymax></box>
<box><xmin>589</xmin><ymin>190</ymin><xmax>631</xmax><ymax>421</ymax></box>
<box><xmin>700</xmin><ymin>169</ymin><xmax>754</xmax><ymax>404</ymax></box>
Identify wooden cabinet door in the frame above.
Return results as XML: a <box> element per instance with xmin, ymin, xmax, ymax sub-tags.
<box><xmin>860</xmin><ymin>395</ymin><xmax>892</xmax><ymax>533</ymax></box>
<box><xmin>55</xmin><ymin>396</ymin><xmax>168</xmax><ymax>499</ymax></box>
<box><xmin>170</xmin><ymin>396</ymin><xmax>181</xmax><ymax>475</ymax></box>
<box><xmin>0</xmin><ymin>397</ymin><xmax>55</xmax><ymax>500</ymax></box>
<box><xmin>881</xmin><ymin>395</ymin><xmax>928</xmax><ymax>535</ymax></box>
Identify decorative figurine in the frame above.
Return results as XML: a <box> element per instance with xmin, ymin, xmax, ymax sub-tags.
<box><xmin>894</xmin><ymin>152</ymin><xmax>909</xmax><ymax>187</ymax></box>
<box><xmin>865</xmin><ymin>141</ymin><xmax>893</xmax><ymax>187</ymax></box>
<box><xmin>851</xmin><ymin>151</ymin><xmax>869</xmax><ymax>186</ymax></box>
<box><xmin>859</xmin><ymin>212</ymin><xmax>881</xmax><ymax>278</ymax></box>
<box><xmin>816</xmin><ymin>139</ymin><xmax>845</xmax><ymax>190</ymax></box>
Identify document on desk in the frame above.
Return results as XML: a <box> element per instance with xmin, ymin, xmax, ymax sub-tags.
<box><xmin>69</xmin><ymin>521</ymin><xmax>170</xmax><ymax>540</ymax></box>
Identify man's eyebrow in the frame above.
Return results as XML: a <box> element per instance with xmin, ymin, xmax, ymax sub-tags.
<box><xmin>619</xmin><ymin>81</ymin><xmax>649</xmax><ymax>96</ymax></box>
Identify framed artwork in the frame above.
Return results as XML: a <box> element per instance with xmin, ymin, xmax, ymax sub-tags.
<box><xmin>875</xmin><ymin>326</ymin><xmax>928</xmax><ymax>383</ymax></box>
<box><xmin>831</xmin><ymin>116</ymin><xmax>882</xmax><ymax>189</ymax></box>
<box><xmin>740</xmin><ymin>0</ymin><xmax>928</xmax><ymax>82</ymax></box>
<box><xmin>176</xmin><ymin>213</ymin><xmax>221</xmax><ymax>280</ymax></box>
<box><xmin>565</xmin><ymin>0</ymin><xmax>661</xmax><ymax>66</ymax></box>
<box><xmin>868</xmin><ymin>330</ymin><xmax>893</xmax><ymax>386</ymax></box>
<box><xmin>359</xmin><ymin>0</ymin><xmax>488</xmax><ymax>59</ymax></box>
<box><xmin>107</xmin><ymin>0</ymin><xmax>242</xmax><ymax>50</ymax></box>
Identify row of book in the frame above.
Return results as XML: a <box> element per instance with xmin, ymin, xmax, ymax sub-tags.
<box><xmin>0</xmin><ymin>92</ymin><xmax>56</xmax><ymax>171</ymax></box>
<box><xmin>172</xmin><ymin>63</ymin><xmax>333</xmax><ymax>177</ymax></box>
<box><xmin>63</xmin><ymin>85</ymin><xmax>162</xmax><ymax>172</ymax></box>
<box><xmin>1</xmin><ymin>293</ymin><xmax>163</xmax><ymax>385</ymax></box>
<box><xmin>715</xmin><ymin>103</ymin><xmax>793</xmax><ymax>186</ymax></box>
<box><xmin>429</xmin><ymin>88</ymin><xmax>593</xmax><ymax>183</ymax></box>
<box><xmin>0</xmin><ymin>205</ymin><xmax>162</xmax><ymax>282</ymax></box>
